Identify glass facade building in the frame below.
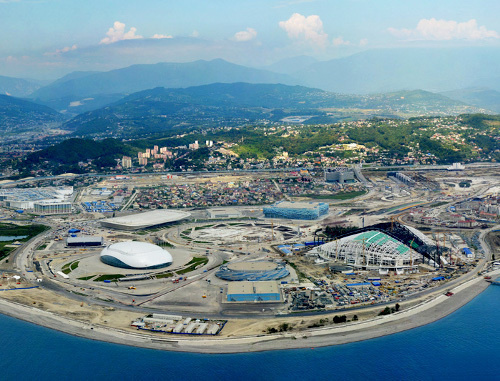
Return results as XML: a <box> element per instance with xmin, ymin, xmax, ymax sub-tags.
<box><xmin>263</xmin><ymin>201</ymin><xmax>329</xmax><ymax>220</ymax></box>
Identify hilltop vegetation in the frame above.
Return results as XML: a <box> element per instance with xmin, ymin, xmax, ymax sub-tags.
<box><xmin>0</xmin><ymin>94</ymin><xmax>63</xmax><ymax>133</ymax></box>
<box><xmin>8</xmin><ymin>113</ymin><xmax>500</xmax><ymax>178</ymax></box>
<box><xmin>60</xmin><ymin>83</ymin><xmax>483</xmax><ymax>138</ymax></box>
<box><xmin>132</xmin><ymin>114</ymin><xmax>500</xmax><ymax>163</ymax></box>
<box><xmin>17</xmin><ymin>138</ymin><xmax>136</xmax><ymax>175</ymax></box>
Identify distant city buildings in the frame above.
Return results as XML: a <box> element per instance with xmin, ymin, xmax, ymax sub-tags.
<box><xmin>121</xmin><ymin>156</ymin><xmax>132</xmax><ymax>168</ymax></box>
<box><xmin>447</xmin><ymin>163</ymin><xmax>465</xmax><ymax>171</ymax></box>
<box><xmin>34</xmin><ymin>200</ymin><xmax>72</xmax><ymax>215</ymax></box>
<box><xmin>0</xmin><ymin>186</ymin><xmax>73</xmax><ymax>214</ymax></box>
<box><xmin>325</xmin><ymin>167</ymin><xmax>356</xmax><ymax>184</ymax></box>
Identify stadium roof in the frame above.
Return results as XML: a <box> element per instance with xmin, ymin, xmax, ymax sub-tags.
<box><xmin>317</xmin><ymin>230</ymin><xmax>416</xmax><ymax>270</ymax></box>
<box><xmin>66</xmin><ymin>236</ymin><xmax>103</xmax><ymax>244</ymax></box>
<box><xmin>101</xmin><ymin>209</ymin><xmax>190</xmax><ymax>230</ymax></box>
<box><xmin>272</xmin><ymin>201</ymin><xmax>322</xmax><ymax>209</ymax></box>
<box><xmin>227</xmin><ymin>281</ymin><xmax>280</xmax><ymax>295</ymax></box>
<box><xmin>353</xmin><ymin>231</ymin><xmax>409</xmax><ymax>255</ymax></box>
<box><xmin>100</xmin><ymin>241</ymin><xmax>173</xmax><ymax>269</ymax></box>
<box><xmin>227</xmin><ymin>261</ymin><xmax>277</xmax><ymax>272</ymax></box>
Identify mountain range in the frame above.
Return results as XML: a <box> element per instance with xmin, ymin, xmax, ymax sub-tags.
<box><xmin>1</xmin><ymin>47</ymin><xmax>500</xmax><ymax>113</ymax></box>
<box><xmin>0</xmin><ymin>94</ymin><xmax>63</xmax><ymax>133</ymax></box>
<box><xmin>440</xmin><ymin>87</ymin><xmax>500</xmax><ymax>113</ymax></box>
<box><xmin>2</xmin><ymin>46</ymin><xmax>500</xmax><ymax>138</ymax></box>
<box><xmin>29</xmin><ymin>59</ymin><xmax>297</xmax><ymax>114</ymax></box>
<box><xmin>0</xmin><ymin>75</ymin><xmax>44</xmax><ymax>98</ymax></box>
<box><xmin>62</xmin><ymin>83</ymin><xmax>481</xmax><ymax>138</ymax></box>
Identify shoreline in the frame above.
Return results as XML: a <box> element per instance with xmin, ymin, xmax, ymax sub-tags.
<box><xmin>0</xmin><ymin>274</ymin><xmax>494</xmax><ymax>354</ymax></box>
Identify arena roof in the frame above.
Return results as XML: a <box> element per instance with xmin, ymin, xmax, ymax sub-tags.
<box><xmin>227</xmin><ymin>281</ymin><xmax>280</xmax><ymax>295</ymax></box>
<box><xmin>272</xmin><ymin>201</ymin><xmax>321</xmax><ymax>209</ymax></box>
<box><xmin>216</xmin><ymin>261</ymin><xmax>289</xmax><ymax>281</ymax></box>
<box><xmin>66</xmin><ymin>236</ymin><xmax>103</xmax><ymax>246</ymax></box>
<box><xmin>227</xmin><ymin>261</ymin><xmax>277</xmax><ymax>272</ymax></box>
<box><xmin>317</xmin><ymin>230</ymin><xmax>417</xmax><ymax>271</ymax></box>
<box><xmin>100</xmin><ymin>241</ymin><xmax>173</xmax><ymax>269</ymax></box>
<box><xmin>101</xmin><ymin>209</ymin><xmax>191</xmax><ymax>230</ymax></box>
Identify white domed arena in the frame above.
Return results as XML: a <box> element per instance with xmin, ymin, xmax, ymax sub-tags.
<box><xmin>100</xmin><ymin>241</ymin><xmax>173</xmax><ymax>270</ymax></box>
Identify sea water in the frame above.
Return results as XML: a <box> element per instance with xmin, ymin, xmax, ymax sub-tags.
<box><xmin>0</xmin><ymin>285</ymin><xmax>499</xmax><ymax>380</ymax></box>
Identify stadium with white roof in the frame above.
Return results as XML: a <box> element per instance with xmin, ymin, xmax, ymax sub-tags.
<box><xmin>100</xmin><ymin>241</ymin><xmax>173</xmax><ymax>269</ymax></box>
<box><xmin>101</xmin><ymin>209</ymin><xmax>191</xmax><ymax>230</ymax></box>
<box><xmin>317</xmin><ymin>230</ymin><xmax>419</xmax><ymax>275</ymax></box>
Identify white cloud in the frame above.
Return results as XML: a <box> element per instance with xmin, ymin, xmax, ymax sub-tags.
<box><xmin>332</xmin><ymin>36</ymin><xmax>350</xmax><ymax>46</ymax></box>
<box><xmin>279</xmin><ymin>13</ymin><xmax>328</xmax><ymax>47</ymax></box>
<box><xmin>192</xmin><ymin>30</ymin><xmax>199</xmax><ymax>37</ymax></box>
<box><xmin>44</xmin><ymin>44</ymin><xmax>77</xmax><ymax>56</ymax></box>
<box><xmin>100</xmin><ymin>21</ymin><xmax>143</xmax><ymax>44</ymax></box>
<box><xmin>388</xmin><ymin>18</ymin><xmax>499</xmax><ymax>41</ymax></box>
<box><xmin>152</xmin><ymin>34</ymin><xmax>173</xmax><ymax>39</ymax></box>
<box><xmin>233</xmin><ymin>28</ymin><xmax>257</xmax><ymax>42</ymax></box>
<box><xmin>359</xmin><ymin>38</ymin><xmax>368</xmax><ymax>47</ymax></box>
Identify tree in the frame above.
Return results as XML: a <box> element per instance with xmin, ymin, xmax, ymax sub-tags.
<box><xmin>379</xmin><ymin>306</ymin><xmax>392</xmax><ymax>316</ymax></box>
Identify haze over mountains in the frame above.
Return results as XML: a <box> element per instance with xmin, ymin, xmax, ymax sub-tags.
<box><xmin>0</xmin><ymin>75</ymin><xmax>44</xmax><ymax>98</ymax></box>
<box><xmin>297</xmin><ymin>47</ymin><xmax>500</xmax><ymax>94</ymax></box>
<box><xmin>62</xmin><ymin>83</ymin><xmax>480</xmax><ymax>138</ymax></box>
<box><xmin>1</xmin><ymin>46</ymin><xmax>500</xmax><ymax>128</ymax></box>
<box><xmin>29</xmin><ymin>59</ymin><xmax>297</xmax><ymax>112</ymax></box>
<box><xmin>2</xmin><ymin>47</ymin><xmax>500</xmax><ymax>98</ymax></box>
<box><xmin>0</xmin><ymin>94</ymin><xmax>63</xmax><ymax>133</ymax></box>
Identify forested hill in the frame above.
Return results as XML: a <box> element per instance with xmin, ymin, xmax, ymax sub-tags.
<box><xmin>62</xmin><ymin>83</ymin><xmax>481</xmax><ymax>138</ymax></box>
<box><xmin>0</xmin><ymin>94</ymin><xmax>63</xmax><ymax>133</ymax></box>
<box><xmin>30</xmin><ymin>59</ymin><xmax>297</xmax><ymax>102</ymax></box>
<box><xmin>19</xmin><ymin>138</ymin><xmax>136</xmax><ymax>174</ymax></box>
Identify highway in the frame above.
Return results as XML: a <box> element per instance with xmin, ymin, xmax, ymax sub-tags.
<box><xmin>2</xmin><ymin>161</ymin><xmax>500</xmax><ymax>188</ymax></box>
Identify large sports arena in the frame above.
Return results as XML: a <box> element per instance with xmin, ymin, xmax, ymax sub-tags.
<box><xmin>100</xmin><ymin>241</ymin><xmax>173</xmax><ymax>269</ymax></box>
<box><xmin>101</xmin><ymin>209</ymin><xmax>191</xmax><ymax>230</ymax></box>
<box><xmin>216</xmin><ymin>261</ymin><xmax>289</xmax><ymax>281</ymax></box>
<box><xmin>263</xmin><ymin>201</ymin><xmax>329</xmax><ymax>220</ymax></box>
<box><xmin>317</xmin><ymin>230</ymin><xmax>419</xmax><ymax>275</ymax></box>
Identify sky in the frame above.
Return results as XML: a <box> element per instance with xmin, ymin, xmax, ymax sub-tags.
<box><xmin>1</xmin><ymin>0</ymin><xmax>500</xmax><ymax>79</ymax></box>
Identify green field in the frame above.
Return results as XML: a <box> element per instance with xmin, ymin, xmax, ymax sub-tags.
<box><xmin>177</xmin><ymin>257</ymin><xmax>209</xmax><ymax>275</ymax></box>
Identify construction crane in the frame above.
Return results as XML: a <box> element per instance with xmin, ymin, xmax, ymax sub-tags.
<box><xmin>409</xmin><ymin>239</ymin><xmax>414</xmax><ymax>272</ymax></box>
<box><xmin>435</xmin><ymin>233</ymin><xmax>442</xmax><ymax>268</ymax></box>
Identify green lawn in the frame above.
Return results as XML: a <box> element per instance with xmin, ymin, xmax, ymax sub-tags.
<box><xmin>94</xmin><ymin>274</ymin><xmax>124</xmax><ymax>282</ymax></box>
<box><xmin>177</xmin><ymin>257</ymin><xmax>209</xmax><ymax>275</ymax></box>
<box><xmin>77</xmin><ymin>275</ymin><xmax>95</xmax><ymax>281</ymax></box>
<box><xmin>156</xmin><ymin>272</ymin><xmax>173</xmax><ymax>279</ymax></box>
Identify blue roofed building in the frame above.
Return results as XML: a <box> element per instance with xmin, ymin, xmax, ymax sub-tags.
<box><xmin>263</xmin><ymin>201</ymin><xmax>329</xmax><ymax>220</ymax></box>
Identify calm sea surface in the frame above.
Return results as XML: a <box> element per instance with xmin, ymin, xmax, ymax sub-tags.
<box><xmin>0</xmin><ymin>285</ymin><xmax>499</xmax><ymax>380</ymax></box>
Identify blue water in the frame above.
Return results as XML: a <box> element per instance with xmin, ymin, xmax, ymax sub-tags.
<box><xmin>1</xmin><ymin>286</ymin><xmax>499</xmax><ymax>380</ymax></box>
<box><xmin>0</xmin><ymin>235</ymin><xmax>27</xmax><ymax>241</ymax></box>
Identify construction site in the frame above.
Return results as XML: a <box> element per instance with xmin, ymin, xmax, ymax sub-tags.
<box><xmin>0</xmin><ymin>164</ymin><xmax>498</xmax><ymax>340</ymax></box>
